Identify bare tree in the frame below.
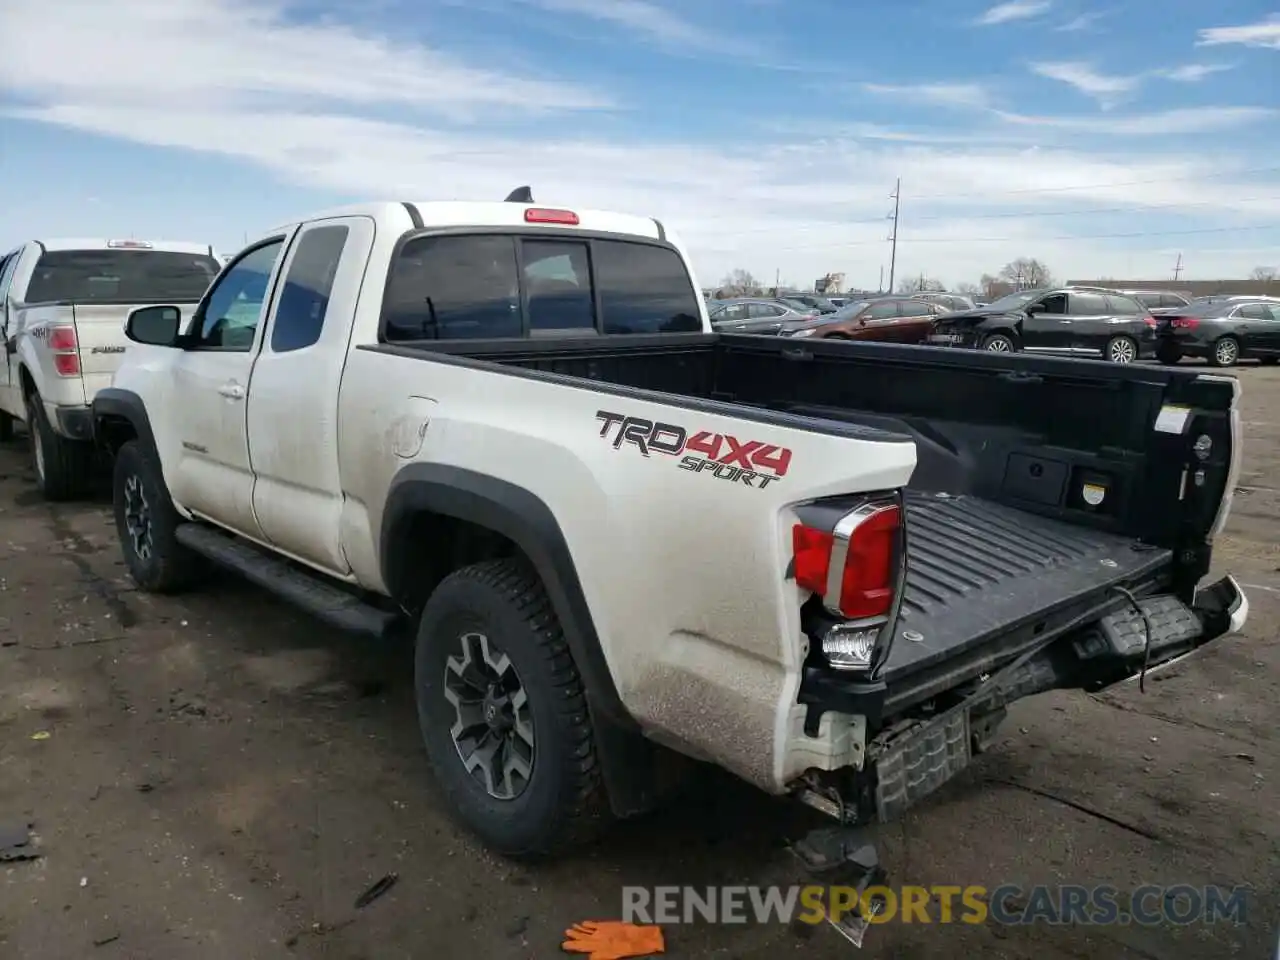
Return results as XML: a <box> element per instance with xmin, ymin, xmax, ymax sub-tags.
<box><xmin>717</xmin><ymin>269</ymin><xmax>763</xmax><ymax>298</ymax></box>
<box><xmin>896</xmin><ymin>275</ymin><xmax>945</xmax><ymax>294</ymax></box>
<box><xmin>998</xmin><ymin>258</ymin><xmax>1054</xmax><ymax>289</ymax></box>
<box><xmin>979</xmin><ymin>273</ymin><xmax>1001</xmax><ymax>298</ymax></box>
<box><xmin>1250</xmin><ymin>266</ymin><xmax>1278</xmax><ymax>282</ymax></box>
<box><xmin>954</xmin><ymin>281</ymin><xmax>982</xmax><ymax>297</ymax></box>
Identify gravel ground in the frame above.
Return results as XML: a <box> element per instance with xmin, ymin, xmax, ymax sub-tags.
<box><xmin>2</xmin><ymin>364</ymin><xmax>1278</xmax><ymax>960</ymax></box>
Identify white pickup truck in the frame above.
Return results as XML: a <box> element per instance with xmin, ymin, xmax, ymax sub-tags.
<box><xmin>0</xmin><ymin>238</ymin><xmax>222</xmax><ymax>499</ymax></box>
<box><xmin>93</xmin><ymin>194</ymin><xmax>1247</xmax><ymax>868</ymax></box>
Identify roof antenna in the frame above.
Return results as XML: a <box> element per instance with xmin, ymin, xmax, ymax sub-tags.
<box><xmin>505</xmin><ymin>186</ymin><xmax>534</xmax><ymax>203</ymax></box>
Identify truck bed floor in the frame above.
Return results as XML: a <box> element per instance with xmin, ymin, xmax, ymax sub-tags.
<box><xmin>882</xmin><ymin>492</ymin><xmax>1172</xmax><ymax>683</ymax></box>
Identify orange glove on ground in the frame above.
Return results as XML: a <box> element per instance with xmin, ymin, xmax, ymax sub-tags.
<box><xmin>561</xmin><ymin>920</ymin><xmax>666</xmax><ymax>960</ymax></box>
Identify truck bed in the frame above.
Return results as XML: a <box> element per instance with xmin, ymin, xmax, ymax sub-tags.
<box><xmin>887</xmin><ymin>490</ymin><xmax>1170</xmax><ymax>692</ymax></box>
<box><xmin>366</xmin><ymin>332</ymin><xmax>1236</xmax><ymax>703</ymax></box>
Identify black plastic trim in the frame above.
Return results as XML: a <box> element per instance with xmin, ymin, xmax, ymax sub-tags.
<box><xmin>401</xmin><ymin>202</ymin><xmax>424</xmax><ymax>229</ymax></box>
<box><xmin>91</xmin><ymin>388</ymin><xmax>159</xmax><ymax>457</ymax></box>
<box><xmin>358</xmin><ymin>341</ymin><xmax>911</xmax><ymax>444</ymax></box>
<box><xmin>54</xmin><ymin>406</ymin><xmax>94</xmax><ymax>442</ymax></box>
<box><xmin>380</xmin><ymin>462</ymin><xmax>634</xmax><ymax>729</ymax></box>
<box><xmin>652</xmin><ymin>218</ymin><xmax>666</xmax><ymax>242</ymax></box>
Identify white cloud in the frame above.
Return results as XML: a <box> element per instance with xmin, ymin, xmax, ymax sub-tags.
<box><xmin>0</xmin><ymin>0</ymin><xmax>1275</xmax><ymax>290</ymax></box>
<box><xmin>975</xmin><ymin>1</ymin><xmax>1052</xmax><ymax>26</ymax></box>
<box><xmin>1055</xmin><ymin>10</ymin><xmax>1107</xmax><ymax>32</ymax></box>
<box><xmin>513</xmin><ymin>0</ymin><xmax>715</xmax><ymax>48</ymax></box>
<box><xmin>861</xmin><ymin>82</ymin><xmax>993</xmax><ymax>109</ymax></box>
<box><xmin>1030</xmin><ymin>61</ymin><xmax>1140</xmax><ymax>106</ymax></box>
<box><xmin>995</xmin><ymin>105</ymin><xmax>1274</xmax><ymax>135</ymax></box>
<box><xmin>0</xmin><ymin>0</ymin><xmax>612</xmax><ymax>119</ymax></box>
<box><xmin>1198</xmin><ymin>16</ymin><xmax>1280</xmax><ymax>50</ymax></box>
<box><xmin>1157</xmin><ymin>63</ymin><xmax>1235</xmax><ymax>82</ymax></box>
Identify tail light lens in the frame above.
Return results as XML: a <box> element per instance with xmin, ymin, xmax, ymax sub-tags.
<box><xmin>48</xmin><ymin>325</ymin><xmax>81</xmax><ymax>377</ymax></box>
<box><xmin>793</xmin><ymin>501</ymin><xmax>901</xmax><ymax>620</ymax></box>
<box><xmin>1169</xmin><ymin>316</ymin><xmax>1198</xmax><ymax>330</ymax></box>
<box><xmin>1144</xmin><ymin>316</ymin><xmax>1157</xmax><ymax>328</ymax></box>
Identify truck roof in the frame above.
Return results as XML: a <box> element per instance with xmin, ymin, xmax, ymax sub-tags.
<box><xmin>34</xmin><ymin>238</ymin><xmax>218</xmax><ymax>256</ymax></box>
<box><xmin>269</xmin><ymin>200</ymin><xmax>667</xmax><ymax>243</ymax></box>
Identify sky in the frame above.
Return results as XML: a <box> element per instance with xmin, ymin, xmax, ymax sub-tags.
<box><xmin>0</xmin><ymin>0</ymin><xmax>1278</xmax><ymax>293</ymax></box>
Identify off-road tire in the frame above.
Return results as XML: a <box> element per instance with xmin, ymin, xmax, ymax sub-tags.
<box><xmin>113</xmin><ymin>439</ymin><xmax>203</xmax><ymax>593</ymax></box>
<box><xmin>26</xmin><ymin>392</ymin><xmax>92</xmax><ymax>501</ymax></box>
<box><xmin>415</xmin><ymin>558</ymin><xmax>607</xmax><ymax>858</ymax></box>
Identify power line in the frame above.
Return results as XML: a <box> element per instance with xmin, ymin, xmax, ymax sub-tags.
<box><xmin>758</xmin><ymin>222</ymin><xmax>1278</xmax><ymax>255</ymax></box>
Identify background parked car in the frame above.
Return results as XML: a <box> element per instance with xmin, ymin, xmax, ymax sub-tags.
<box><xmin>1113</xmin><ymin>288</ymin><xmax>1190</xmax><ymax>310</ymax></box>
<box><xmin>708</xmin><ymin>297</ymin><xmax>815</xmax><ymax>334</ymax></box>
<box><xmin>781</xmin><ymin>293</ymin><xmax>838</xmax><ymax>314</ymax></box>
<box><xmin>914</xmin><ymin>291</ymin><xmax>977</xmax><ymax>313</ymax></box>
<box><xmin>1153</xmin><ymin>298</ymin><xmax>1280</xmax><ymax>367</ymax></box>
<box><xmin>926</xmin><ymin>287</ymin><xmax>1157</xmax><ymax>363</ymax></box>
<box><xmin>785</xmin><ymin>295</ymin><xmax>946</xmax><ymax>342</ymax></box>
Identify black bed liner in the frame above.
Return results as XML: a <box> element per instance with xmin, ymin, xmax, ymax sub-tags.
<box><xmin>883</xmin><ymin>491</ymin><xmax>1172</xmax><ymax>683</ymax></box>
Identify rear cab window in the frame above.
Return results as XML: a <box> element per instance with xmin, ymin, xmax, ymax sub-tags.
<box><xmin>381</xmin><ymin>232</ymin><xmax>702</xmax><ymax>341</ymax></box>
<box><xmin>25</xmin><ymin>248</ymin><xmax>221</xmax><ymax>304</ymax></box>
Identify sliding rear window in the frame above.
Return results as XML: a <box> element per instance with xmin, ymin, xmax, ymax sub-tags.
<box><xmin>382</xmin><ymin>233</ymin><xmax>702</xmax><ymax>341</ymax></box>
<box><xmin>25</xmin><ymin>250</ymin><xmax>221</xmax><ymax>303</ymax></box>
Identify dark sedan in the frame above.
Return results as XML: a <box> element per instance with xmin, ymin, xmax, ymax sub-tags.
<box><xmin>926</xmin><ymin>287</ymin><xmax>1157</xmax><ymax>363</ymax></box>
<box><xmin>1153</xmin><ymin>298</ymin><xmax>1280</xmax><ymax>367</ymax></box>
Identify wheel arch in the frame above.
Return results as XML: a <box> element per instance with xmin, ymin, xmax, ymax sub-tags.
<box><xmin>92</xmin><ymin>388</ymin><xmax>154</xmax><ymax>457</ymax></box>
<box><xmin>382</xmin><ymin>463</ymin><xmax>669</xmax><ymax>818</ymax></box>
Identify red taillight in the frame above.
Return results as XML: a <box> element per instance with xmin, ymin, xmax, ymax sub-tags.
<box><xmin>792</xmin><ymin>502</ymin><xmax>901</xmax><ymax>620</ymax></box>
<box><xmin>1144</xmin><ymin>316</ymin><xmax>1157</xmax><ymax>328</ymax></box>
<box><xmin>524</xmin><ymin>207</ymin><xmax>580</xmax><ymax>225</ymax></box>
<box><xmin>1170</xmin><ymin>316</ymin><xmax>1198</xmax><ymax>330</ymax></box>
<box><xmin>48</xmin><ymin>324</ymin><xmax>81</xmax><ymax>377</ymax></box>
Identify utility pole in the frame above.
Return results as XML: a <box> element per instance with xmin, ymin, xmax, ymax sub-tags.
<box><xmin>878</xmin><ymin>265</ymin><xmax>884</xmax><ymax>293</ymax></box>
<box><xmin>887</xmin><ymin>178</ymin><xmax>901</xmax><ymax>295</ymax></box>
<box><xmin>1172</xmin><ymin>253</ymin><xmax>1183</xmax><ymax>282</ymax></box>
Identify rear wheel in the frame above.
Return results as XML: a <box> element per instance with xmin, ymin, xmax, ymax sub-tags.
<box><xmin>1210</xmin><ymin>336</ymin><xmax>1240</xmax><ymax>368</ymax></box>
<box><xmin>26</xmin><ymin>392</ymin><xmax>93</xmax><ymax>501</ymax></box>
<box><xmin>1156</xmin><ymin>342</ymin><xmax>1183</xmax><ymax>366</ymax></box>
<box><xmin>1105</xmin><ymin>335</ymin><xmax>1138</xmax><ymax>364</ymax></box>
<box><xmin>415</xmin><ymin>558</ymin><xmax>607</xmax><ymax>858</ymax></box>
<box><xmin>981</xmin><ymin>333</ymin><xmax>1016</xmax><ymax>353</ymax></box>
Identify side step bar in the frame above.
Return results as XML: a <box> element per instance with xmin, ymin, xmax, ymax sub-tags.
<box><xmin>175</xmin><ymin>523</ymin><xmax>399</xmax><ymax>638</ymax></box>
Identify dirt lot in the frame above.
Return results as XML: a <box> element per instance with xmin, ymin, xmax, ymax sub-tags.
<box><xmin>3</xmin><ymin>366</ymin><xmax>1279</xmax><ymax>960</ymax></box>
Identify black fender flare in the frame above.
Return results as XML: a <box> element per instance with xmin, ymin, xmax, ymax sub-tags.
<box><xmin>382</xmin><ymin>464</ymin><xmax>668</xmax><ymax>818</ymax></box>
<box><xmin>381</xmin><ymin>462</ymin><xmax>632</xmax><ymax>729</ymax></box>
<box><xmin>92</xmin><ymin>388</ymin><xmax>159</xmax><ymax>457</ymax></box>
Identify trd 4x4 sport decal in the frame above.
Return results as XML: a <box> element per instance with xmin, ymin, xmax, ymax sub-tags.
<box><xmin>595</xmin><ymin>410</ymin><xmax>792</xmax><ymax>489</ymax></box>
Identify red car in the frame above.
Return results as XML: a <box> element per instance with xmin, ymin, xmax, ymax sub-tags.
<box><xmin>783</xmin><ymin>296</ymin><xmax>947</xmax><ymax>343</ymax></box>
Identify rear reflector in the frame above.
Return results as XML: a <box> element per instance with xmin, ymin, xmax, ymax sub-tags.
<box><xmin>524</xmin><ymin>207</ymin><xmax>580</xmax><ymax>225</ymax></box>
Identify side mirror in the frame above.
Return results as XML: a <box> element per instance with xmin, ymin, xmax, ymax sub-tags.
<box><xmin>125</xmin><ymin>305</ymin><xmax>183</xmax><ymax>346</ymax></box>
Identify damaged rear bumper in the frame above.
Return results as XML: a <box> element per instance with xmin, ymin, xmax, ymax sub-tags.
<box><xmin>795</xmin><ymin>574</ymin><xmax>1248</xmax><ymax>826</ymax></box>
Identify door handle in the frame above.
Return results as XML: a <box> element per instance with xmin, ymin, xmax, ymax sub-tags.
<box><xmin>218</xmin><ymin>382</ymin><xmax>245</xmax><ymax>400</ymax></box>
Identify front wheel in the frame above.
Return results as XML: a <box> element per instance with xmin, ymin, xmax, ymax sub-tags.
<box><xmin>981</xmin><ymin>333</ymin><xmax>1016</xmax><ymax>352</ymax></box>
<box><xmin>415</xmin><ymin>558</ymin><xmax>607</xmax><ymax>858</ymax></box>
<box><xmin>112</xmin><ymin>440</ymin><xmax>203</xmax><ymax>593</ymax></box>
<box><xmin>1105</xmin><ymin>336</ymin><xmax>1138</xmax><ymax>364</ymax></box>
<box><xmin>26</xmin><ymin>393</ymin><xmax>92</xmax><ymax>501</ymax></box>
<box><xmin>1210</xmin><ymin>337</ymin><xmax>1240</xmax><ymax>368</ymax></box>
